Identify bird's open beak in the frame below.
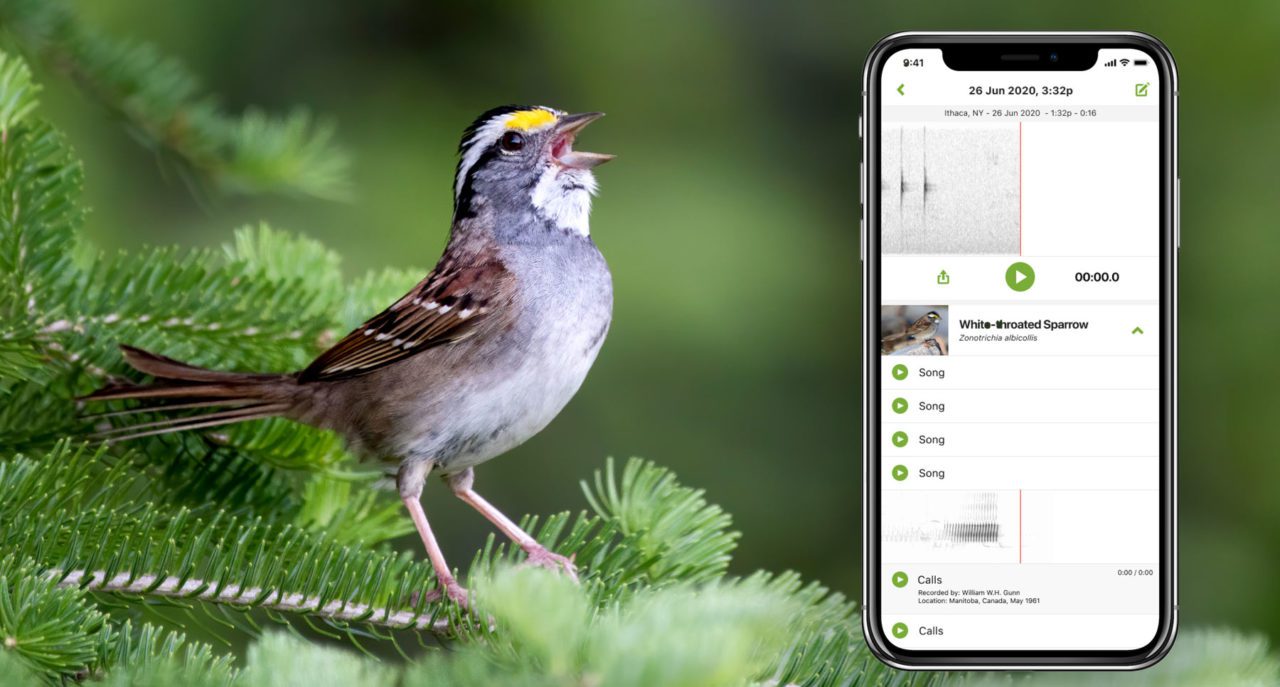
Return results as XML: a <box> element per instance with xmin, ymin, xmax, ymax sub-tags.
<box><xmin>552</xmin><ymin>112</ymin><xmax>614</xmax><ymax>169</ymax></box>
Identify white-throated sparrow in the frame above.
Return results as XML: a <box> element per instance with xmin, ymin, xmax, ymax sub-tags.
<box><xmin>881</xmin><ymin>310</ymin><xmax>941</xmax><ymax>354</ymax></box>
<box><xmin>85</xmin><ymin>106</ymin><xmax>615</xmax><ymax>605</ymax></box>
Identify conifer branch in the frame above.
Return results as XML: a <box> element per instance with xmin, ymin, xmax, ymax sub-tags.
<box><xmin>52</xmin><ymin>569</ymin><xmax>451</xmax><ymax>634</ymax></box>
<box><xmin>0</xmin><ymin>0</ymin><xmax>350</xmax><ymax>200</ymax></box>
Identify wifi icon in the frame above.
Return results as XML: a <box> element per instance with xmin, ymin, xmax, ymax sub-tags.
<box><xmin>1120</xmin><ymin>58</ymin><xmax>1131</xmax><ymax>67</ymax></box>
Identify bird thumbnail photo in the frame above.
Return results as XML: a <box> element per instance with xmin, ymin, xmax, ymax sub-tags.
<box><xmin>880</xmin><ymin>305</ymin><xmax>949</xmax><ymax>356</ymax></box>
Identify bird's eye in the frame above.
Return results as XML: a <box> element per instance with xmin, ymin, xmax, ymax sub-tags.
<box><xmin>499</xmin><ymin>131</ymin><xmax>525</xmax><ymax>153</ymax></box>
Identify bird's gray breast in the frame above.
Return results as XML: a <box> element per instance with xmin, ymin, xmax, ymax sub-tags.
<box><xmin>406</xmin><ymin>237</ymin><xmax>612</xmax><ymax>471</ymax></box>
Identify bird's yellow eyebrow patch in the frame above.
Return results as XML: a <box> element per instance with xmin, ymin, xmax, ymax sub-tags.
<box><xmin>504</xmin><ymin>109</ymin><xmax>557</xmax><ymax>130</ymax></box>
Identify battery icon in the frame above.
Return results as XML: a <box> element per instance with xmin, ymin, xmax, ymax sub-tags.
<box><xmin>1134</xmin><ymin>59</ymin><xmax>1149</xmax><ymax>66</ymax></box>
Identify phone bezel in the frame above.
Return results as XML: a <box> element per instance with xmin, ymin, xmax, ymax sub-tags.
<box><xmin>861</xmin><ymin>31</ymin><xmax>1178</xmax><ymax>670</ymax></box>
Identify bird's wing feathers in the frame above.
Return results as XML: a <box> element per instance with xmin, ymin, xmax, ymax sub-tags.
<box><xmin>300</xmin><ymin>256</ymin><xmax>514</xmax><ymax>382</ymax></box>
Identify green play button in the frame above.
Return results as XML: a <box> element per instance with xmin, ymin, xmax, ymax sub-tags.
<box><xmin>1005</xmin><ymin>261</ymin><xmax>1035</xmax><ymax>292</ymax></box>
<box><xmin>892</xmin><ymin>622</ymin><xmax>909</xmax><ymax>639</ymax></box>
<box><xmin>892</xmin><ymin>571</ymin><xmax>909</xmax><ymax>588</ymax></box>
<box><xmin>892</xmin><ymin>397</ymin><xmax>909</xmax><ymax>414</ymax></box>
<box><xmin>891</xmin><ymin>364</ymin><xmax>908</xmax><ymax>381</ymax></box>
<box><xmin>892</xmin><ymin>431</ymin><xmax>909</xmax><ymax>447</ymax></box>
<box><xmin>892</xmin><ymin>464</ymin><xmax>909</xmax><ymax>481</ymax></box>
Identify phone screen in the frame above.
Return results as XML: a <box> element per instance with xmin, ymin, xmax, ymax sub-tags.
<box><xmin>871</xmin><ymin>45</ymin><xmax>1169</xmax><ymax>654</ymax></box>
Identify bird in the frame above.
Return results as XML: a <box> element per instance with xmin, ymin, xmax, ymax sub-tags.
<box><xmin>82</xmin><ymin>105</ymin><xmax>616</xmax><ymax>606</ymax></box>
<box><xmin>880</xmin><ymin>310</ymin><xmax>941</xmax><ymax>354</ymax></box>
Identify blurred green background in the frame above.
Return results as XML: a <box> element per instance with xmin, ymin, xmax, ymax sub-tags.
<box><xmin>27</xmin><ymin>0</ymin><xmax>1280</xmax><ymax>644</ymax></box>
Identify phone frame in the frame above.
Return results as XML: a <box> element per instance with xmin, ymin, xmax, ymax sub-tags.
<box><xmin>861</xmin><ymin>31</ymin><xmax>1178</xmax><ymax>670</ymax></box>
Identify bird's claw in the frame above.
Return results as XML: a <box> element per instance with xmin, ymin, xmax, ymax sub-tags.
<box><xmin>412</xmin><ymin>579</ymin><xmax>471</xmax><ymax>608</ymax></box>
<box><xmin>443</xmin><ymin>580</ymin><xmax>471</xmax><ymax>606</ymax></box>
<box><xmin>522</xmin><ymin>544</ymin><xmax>579</xmax><ymax>583</ymax></box>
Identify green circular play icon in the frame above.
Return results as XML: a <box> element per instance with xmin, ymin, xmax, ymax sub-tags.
<box><xmin>891</xmin><ymin>397</ymin><xmax>909</xmax><ymax>414</ymax></box>
<box><xmin>1005</xmin><ymin>261</ymin><xmax>1035</xmax><ymax>292</ymax></box>
<box><xmin>892</xmin><ymin>431</ymin><xmax>909</xmax><ymax>447</ymax></box>
<box><xmin>892</xmin><ymin>622</ymin><xmax>909</xmax><ymax>639</ymax></box>
<box><xmin>891</xmin><ymin>364</ymin><xmax>908</xmax><ymax>381</ymax></box>
<box><xmin>892</xmin><ymin>571</ymin><xmax>909</xmax><ymax>588</ymax></box>
<box><xmin>892</xmin><ymin>464</ymin><xmax>909</xmax><ymax>481</ymax></box>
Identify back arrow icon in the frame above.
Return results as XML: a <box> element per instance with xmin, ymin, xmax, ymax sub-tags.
<box><xmin>897</xmin><ymin>83</ymin><xmax>905</xmax><ymax>95</ymax></box>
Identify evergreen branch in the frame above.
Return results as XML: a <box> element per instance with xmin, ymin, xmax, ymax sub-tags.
<box><xmin>52</xmin><ymin>569</ymin><xmax>450</xmax><ymax>634</ymax></box>
<box><xmin>51</xmin><ymin>244</ymin><xmax>329</xmax><ymax>374</ymax></box>
<box><xmin>0</xmin><ymin>48</ymin><xmax>39</xmax><ymax>134</ymax></box>
<box><xmin>211</xmin><ymin>419</ymin><xmax>350</xmax><ymax>473</ymax></box>
<box><xmin>0</xmin><ymin>336</ymin><xmax>49</xmax><ymax>389</ymax></box>
<box><xmin>0</xmin><ymin>0</ymin><xmax>351</xmax><ymax>200</ymax></box>
<box><xmin>239</xmin><ymin>633</ymin><xmax>394</xmax><ymax>687</ymax></box>
<box><xmin>582</xmin><ymin>457</ymin><xmax>739</xmax><ymax>585</ymax></box>
<box><xmin>0</xmin><ymin>375</ymin><xmax>84</xmax><ymax>452</ymax></box>
<box><xmin>1</xmin><ymin>551</ymin><xmax>240</xmax><ymax>684</ymax></box>
<box><xmin>0</xmin><ymin>443</ymin><xmax>456</xmax><ymax>644</ymax></box>
<box><xmin>0</xmin><ymin>554</ymin><xmax>107</xmax><ymax>679</ymax></box>
<box><xmin>129</xmin><ymin>439</ymin><xmax>297</xmax><ymax>517</ymax></box>
<box><xmin>222</xmin><ymin>223</ymin><xmax>346</xmax><ymax>322</ymax></box>
<box><xmin>90</xmin><ymin>620</ymin><xmax>238</xmax><ymax>687</ymax></box>
<box><xmin>38</xmin><ymin>224</ymin><xmax>348</xmax><ymax>380</ymax></box>
<box><xmin>296</xmin><ymin>473</ymin><xmax>414</xmax><ymax>546</ymax></box>
<box><xmin>0</xmin><ymin>79</ymin><xmax>83</xmax><ymax>323</ymax></box>
<box><xmin>0</xmin><ymin>651</ymin><xmax>40</xmax><ymax>686</ymax></box>
<box><xmin>222</xmin><ymin>109</ymin><xmax>350</xmax><ymax>200</ymax></box>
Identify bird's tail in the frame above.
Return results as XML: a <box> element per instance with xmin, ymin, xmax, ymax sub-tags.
<box><xmin>81</xmin><ymin>345</ymin><xmax>298</xmax><ymax>442</ymax></box>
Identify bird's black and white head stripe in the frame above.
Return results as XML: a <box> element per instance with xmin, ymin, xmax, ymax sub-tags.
<box><xmin>453</xmin><ymin>105</ymin><xmax>562</xmax><ymax>209</ymax></box>
<box><xmin>451</xmin><ymin>105</ymin><xmax>605</xmax><ymax>237</ymax></box>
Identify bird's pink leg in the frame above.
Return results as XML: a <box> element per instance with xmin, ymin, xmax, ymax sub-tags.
<box><xmin>398</xmin><ymin>461</ymin><xmax>469</xmax><ymax>605</ymax></box>
<box><xmin>447</xmin><ymin>468</ymin><xmax>578</xmax><ymax>582</ymax></box>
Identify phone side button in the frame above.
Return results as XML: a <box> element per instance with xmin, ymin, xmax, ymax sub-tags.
<box><xmin>860</xmin><ymin>218</ymin><xmax>866</xmax><ymax>263</ymax></box>
<box><xmin>1175</xmin><ymin>177</ymin><xmax>1181</xmax><ymax>250</ymax></box>
<box><xmin>860</xmin><ymin>161</ymin><xmax>865</xmax><ymax>207</ymax></box>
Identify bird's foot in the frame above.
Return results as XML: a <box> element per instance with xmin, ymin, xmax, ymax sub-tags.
<box><xmin>522</xmin><ymin>544</ymin><xmax>579</xmax><ymax>583</ymax></box>
<box><xmin>442</xmin><ymin>579</ymin><xmax>470</xmax><ymax>607</ymax></box>
<box><xmin>413</xmin><ymin>579</ymin><xmax>471</xmax><ymax>607</ymax></box>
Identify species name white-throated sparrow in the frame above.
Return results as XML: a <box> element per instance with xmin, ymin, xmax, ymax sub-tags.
<box><xmin>84</xmin><ymin>105</ymin><xmax>616</xmax><ymax>605</ymax></box>
<box><xmin>880</xmin><ymin>310</ymin><xmax>942</xmax><ymax>354</ymax></box>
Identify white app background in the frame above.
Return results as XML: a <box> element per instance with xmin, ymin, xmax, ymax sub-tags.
<box><xmin>877</xmin><ymin>49</ymin><xmax>1161</xmax><ymax>651</ymax></box>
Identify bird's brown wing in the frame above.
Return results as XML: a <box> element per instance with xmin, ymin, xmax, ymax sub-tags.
<box><xmin>299</xmin><ymin>257</ymin><xmax>514</xmax><ymax>382</ymax></box>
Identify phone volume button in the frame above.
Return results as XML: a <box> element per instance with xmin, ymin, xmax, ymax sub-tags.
<box><xmin>1175</xmin><ymin>178</ymin><xmax>1181</xmax><ymax>250</ymax></box>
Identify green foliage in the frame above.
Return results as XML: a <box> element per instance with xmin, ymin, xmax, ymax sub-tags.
<box><xmin>92</xmin><ymin>621</ymin><xmax>238</xmax><ymax>687</ymax></box>
<box><xmin>0</xmin><ymin>0</ymin><xmax>350</xmax><ymax>199</ymax></box>
<box><xmin>295</xmin><ymin>473</ymin><xmax>415</xmax><ymax>546</ymax></box>
<box><xmin>0</xmin><ymin>555</ymin><xmax>106</xmax><ymax>677</ymax></box>
<box><xmin>0</xmin><ymin>49</ymin><xmax>38</xmax><ymax>132</ymax></box>
<box><xmin>0</xmin><ymin>443</ymin><xmax>446</xmax><ymax>638</ymax></box>
<box><xmin>0</xmin><ymin>51</ymin><xmax>81</xmax><ymax>334</ymax></box>
<box><xmin>0</xmin><ymin>650</ymin><xmax>41</xmax><ymax>687</ymax></box>
<box><xmin>0</xmin><ymin>553</ymin><xmax>233</xmax><ymax>685</ymax></box>
<box><xmin>0</xmin><ymin>36</ymin><xmax>1271</xmax><ymax>687</ymax></box>
<box><xmin>583</xmin><ymin>456</ymin><xmax>738</xmax><ymax>586</ymax></box>
<box><xmin>414</xmin><ymin>567</ymin><xmax>804</xmax><ymax>687</ymax></box>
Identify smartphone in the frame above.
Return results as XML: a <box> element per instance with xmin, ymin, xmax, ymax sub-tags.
<box><xmin>861</xmin><ymin>32</ymin><xmax>1177</xmax><ymax>669</ymax></box>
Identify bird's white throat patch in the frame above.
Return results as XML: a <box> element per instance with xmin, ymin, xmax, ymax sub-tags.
<box><xmin>530</xmin><ymin>165</ymin><xmax>596</xmax><ymax>237</ymax></box>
